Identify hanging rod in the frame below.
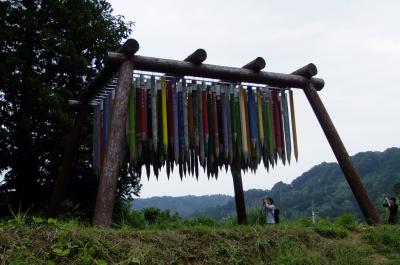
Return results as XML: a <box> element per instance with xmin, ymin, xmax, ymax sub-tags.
<box><xmin>131</xmin><ymin>71</ymin><xmax>285</xmax><ymax>89</ymax></box>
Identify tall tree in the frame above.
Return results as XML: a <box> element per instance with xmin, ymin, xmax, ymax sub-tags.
<box><xmin>0</xmin><ymin>0</ymin><xmax>141</xmax><ymax>217</ymax></box>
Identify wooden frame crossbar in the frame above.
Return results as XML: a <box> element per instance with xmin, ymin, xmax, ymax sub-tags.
<box><xmin>49</xmin><ymin>39</ymin><xmax>381</xmax><ymax>227</ymax></box>
<box><xmin>107</xmin><ymin>52</ymin><xmax>325</xmax><ymax>90</ymax></box>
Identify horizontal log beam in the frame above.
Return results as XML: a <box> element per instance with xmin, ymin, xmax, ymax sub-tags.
<box><xmin>108</xmin><ymin>52</ymin><xmax>324</xmax><ymax>90</ymax></box>
<box><xmin>242</xmin><ymin>57</ymin><xmax>266</xmax><ymax>72</ymax></box>
<box><xmin>184</xmin><ymin>49</ymin><xmax>207</xmax><ymax>65</ymax></box>
<box><xmin>77</xmin><ymin>39</ymin><xmax>139</xmax><ymax>104</ymax></box>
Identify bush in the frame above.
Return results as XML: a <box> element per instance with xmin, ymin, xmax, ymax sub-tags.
<box><xmin>335</xmin><ymin>213</ymin><xmax>357</xmax><ymax>230</ymax></box>
<box><xmin>247</xmin><ymin>208</ymin><xmax>265</xmax><ymax>225</ymax></box>
<box><xmin>184</xmin><ymin>216</ymin><xmax>216</xmax><ymax>227</ymax></box>
<box><xmin>126</xmin><ymin>210</ymin><xmax>146</xmax><ymax>229</ymax></box>
<box><xmin>363</xmin><ymin>225</ymin><xmax>400</xmax><ymax>256</ymax></box>
<box><xmin>313</xmin><ymin>219</ymin><xmax>348</xmax><ymax>239</ymax></box>
<box><xmin>143</xmin><ymin>208</ymin><xmax>161</xmax><ymax>224</ymax></box>
<box><xmin>142</xmin><ymin>208</ymin><xmax>181</xmax><ymax>225</ymax></box>
<box><xmin>112</xmin><ymin>203</ymin><xmax>182</xmax><ymax>229</ymax></box>
<box><xmin>298</xmin><ymin>218</ymin><xmax>313</xmax><ymax>227</ymax></box>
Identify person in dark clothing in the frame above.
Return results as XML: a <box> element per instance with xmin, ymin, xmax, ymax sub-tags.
<box><xmin>383</xmin><ymin>197</ymin><xmax>398</xmax><ymax>224</ymax></box>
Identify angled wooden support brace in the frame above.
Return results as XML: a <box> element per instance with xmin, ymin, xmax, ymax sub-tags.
<box><xmin>92</xmin><ymin>59</ymin><xmax>135</xmax><ymax>226</ymax></box>
<box><xmin>292</xmin><ymin>63</ymin><xmax>381</xmax><ymax>225</ymax></box>
<box><xmin>48</xmin><ymin>39</ymin><xmax>140</xmax><ymax>217</ymax></box>
<box><xmin>303</xmin><ymin>83</ymin><xmax>381</xmax><ymax>225</ymax></box>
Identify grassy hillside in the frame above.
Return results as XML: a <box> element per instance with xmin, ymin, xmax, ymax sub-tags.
<box><xmin>1</xmin><ymin>218</ymin><xmax>400</xmax><ymax>265</ymax></box>
<box><xmin>200</xmin><ymin>147</ymin><xmax>400</xmax><ymax>220</ymax></box>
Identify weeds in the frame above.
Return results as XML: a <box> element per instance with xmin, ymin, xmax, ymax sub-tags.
<box><xmin>313</xmin><ymin>219</ymin><xmax>348</xmax><ymax>239</ymax></box>
<box><xmin>7</xmin><ymin>205</ymin><xmax>29</xmax><ymax>227</ymax></box>
<box><xmin>335</xmin><ymin>213</ymin><xmax>358</xmax><ymax>230</ymax></box>
<box><xmin>362</xmin><ymin>225</ymin><xmax>400</xmax><ymax>262</ymax></box>
<box><xmin>0</xmin><ymin>212</ymin><xmax>399</xmax><ymax>264</ymax></box>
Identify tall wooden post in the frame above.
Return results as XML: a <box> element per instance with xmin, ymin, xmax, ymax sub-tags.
<box><xmin>92</xmin><ymin>59</ymin><xmax>134</xmax><ymax>226</ymax></box>
<box><xmin>303</xmin><ymin>82</ymin><xmax>381</xmax><ymax>225</ymax></box>
<box><xmin>231</xmin><ymin>167</ymin><xmax>247</xmax><ymax>224</ymax></box>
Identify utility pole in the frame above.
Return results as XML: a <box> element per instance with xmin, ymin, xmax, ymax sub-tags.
<box><xmin>311</xmin><ymin>200</ymin><xmax>316</xmax><ymax>224</ymax></box>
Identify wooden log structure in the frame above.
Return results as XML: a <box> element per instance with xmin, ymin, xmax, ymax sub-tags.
<box><xmin>47</xmin><ymin>39</ymin><xmax>140</xmax><ymax>217</ymax></box>
<box><xmin>77</xmin><ymin>39</ymin><xmax>139</xmax><ymax>104</ymax></box>
<box><xmin>289</xmin><ymin>64</ymin><xmax>380</xmax><ymax>225</ymax></box>
<box><xmin>92</xmin><ymin>59</ymin><xmax>135</xmax><ymax>226</ymax></box>
<box><xmin>67</xmin><ymin>100</ymin><xmax>92</xmax><ymax>111</ymax></box>
<box><xmin>231</xmin><ymin>162</ymin><xmax>247</xmax><ymax>225</ymax></box>
<box><xmin>242</xmin><ymin>57</ymin><xmax>266</xmax><ymax>72</ymax></box>
<box><xmin>55</xmin><ymin>37</ymin><xmax>381</xmax><ymax>226</ymax></box>
<box><xmin>107</xmin><ymin>52</ymin><xmax>325</xmax><ymax>91</ymax></box>
<box><xmin>184</xmin><ymin>48</ymin><xmax>207</xmax><ymax>65</ymax></box>
<box><xmin>303</xmin><ymin>82</ymin><xmax>381</xmax><ymax>225</ymax></box>
<box><xmin>291</xmin><ymin>63</ymin><xmax>318</xmax><ymax>79</ymax></box>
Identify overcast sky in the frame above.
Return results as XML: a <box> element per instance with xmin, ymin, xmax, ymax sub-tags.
<box><xmin>108</xmin><ymin>0</ymin><xmax>400</xmax><ymax>198</ymax></box>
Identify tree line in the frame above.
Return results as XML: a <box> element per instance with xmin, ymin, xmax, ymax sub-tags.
<box><xmin>0</xmin><ymin>0</ymin><xmax>141</xmax><ymax>219</ymax></box>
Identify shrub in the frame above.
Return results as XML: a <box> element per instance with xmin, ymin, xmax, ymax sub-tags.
<box><xmin>247</xmin><ymin>208</ymin><xmax>265</xmax><ymax>225</ymax></box>
<box><xmin>363</xmin><ymin>225</ymin><xmax>400</xmax><ymax>256</ymax></box>
<box><xmin>143</xmin><ymin>208</ymin><xmax>161</xmax><ymax>224</ymax></box>
<box><xmin>126</xmin><ymin>210</ymin><xmax>146</xmax><ymax>229</ymax></box>
<box><xmin>313</xmin><ymin>219</ymin><xmax>348</xmax><ymax>239</ymax></box>
<box><xmin>143</xmin><ymin>208</ymin><xmax>181</xmax><ymax>224</ymax></box>
<box><xmin>184</xmin><ymin>216</ymin><xmax>216</xmax><ymax>227</ymax></box>
<box><xmin>335</xmin><ymin>213</ymin><xmax>357</xmax><ymax>230</ymax></box>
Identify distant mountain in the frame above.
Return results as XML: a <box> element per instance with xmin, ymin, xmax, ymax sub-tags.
<box><xmin>199</xmin><ymin>147</ymin><xmax>400</xmax><ymax>220</ymax></box>
<box><xmin>132</xmin><ymin>194</ymin><xmax>232</xmax><ymax>217</ymax></box>
<box><xmin>133</xmin><ymin>147</ymin><xmax>400</xmax><ymax>220</ymax></box>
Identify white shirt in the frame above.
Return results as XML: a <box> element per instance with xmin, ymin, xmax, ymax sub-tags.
<box><xmin>264</xmin><ymin>204</ymin><xmax>275</xmax><ymax>224</ymax></box>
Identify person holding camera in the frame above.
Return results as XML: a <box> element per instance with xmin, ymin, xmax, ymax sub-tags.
<box><xmin>263</xmin><ymin>197</ymin><xmax>276</xmax><ymax>224</ymax></box>
<box><xmin>383</xmin><ymin>197</ymin><xmax>398</xmax><ymax>225</ymax></box>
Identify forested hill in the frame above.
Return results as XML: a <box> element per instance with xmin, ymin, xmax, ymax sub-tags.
<box><xmin>133</xmin><ymin>147</ymin><xmax>400</xmax><ymax>220</ymax></box>
<box><xmin>132</xmin><ymin>194</ymin><xmax>231</xmax><ymax>217</ymax></box>
<box><xmin>199</xmin><ymin>147</ymin><xmax>400</xmax><ymax>220</ymax></box>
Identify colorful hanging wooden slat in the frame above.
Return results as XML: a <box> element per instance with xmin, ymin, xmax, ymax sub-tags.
<box><xmin>281</xmin><ymin>90</ymin><xmax>292</xmax><ymax>163</ymax></box>
<box><xmin>92</xmin><ymin>75</ymin><xmax>301</xmax><ymax>178</ymax></box>
<box><xmin>289</xmin><ymin>89</ymin><xmax>299</xmax><ymax>161</ymax></box>
<box><xmin>161</xmin><ymin>78</ymin><xmax>168</xmax><ymax>155</ymax></box>
<box><xmin>128</xmin><ymin>81</ymin><xmax>137</xmax><ymax>166</ymax></box>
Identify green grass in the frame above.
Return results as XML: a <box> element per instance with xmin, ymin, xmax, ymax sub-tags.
<box><xmin>362</xmin><ymin>225</ymin><xmax>400</xmax><ymax>263</ymax></box>
<box><xmin>1</xmin><ymin>215</ymin><xmax>399</xmax><ymax>265</ymax></box>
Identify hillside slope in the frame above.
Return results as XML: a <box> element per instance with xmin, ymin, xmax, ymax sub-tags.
<box><xmin>201</xmin><ymin>147</ymin><xmax>400</xmax><ymax>220</ymax></box>
<box><xmin>1</xmin><ymin>223</ymin><xmax>398</xmax><ymax>264</ymax></box>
